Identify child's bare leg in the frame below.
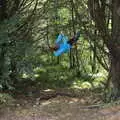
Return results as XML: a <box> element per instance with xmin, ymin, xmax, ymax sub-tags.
<box><xmin>50</xmin><ymin>45</ymin><xmax>59</xmax><ymax>51</ymax></box>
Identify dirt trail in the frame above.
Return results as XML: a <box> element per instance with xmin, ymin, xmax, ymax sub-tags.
<box><xmin>0</xmin><ymin>90</ymin><xmax>120</xmax><ymax>120</ymax></box>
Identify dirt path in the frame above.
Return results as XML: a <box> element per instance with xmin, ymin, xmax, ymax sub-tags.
<box><xmin>0</xmin><ymin>90</ymin><xmax>120</xmax><ymax>120</ymax></box>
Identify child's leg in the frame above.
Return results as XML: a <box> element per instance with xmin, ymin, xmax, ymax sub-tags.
<box><xmin>49</xmin><ymin>44</ymin><xmax>59</xmax><ymax>51</ymax></box>
<box><xmin>67</xmin><ymin>31</ymin><xmax>80</xmax><ymax>46</ymax></box>
<box><xmin>67</xmin><ymin>37</ymin><xmax>75</xmax><ymax>46</ymax></box>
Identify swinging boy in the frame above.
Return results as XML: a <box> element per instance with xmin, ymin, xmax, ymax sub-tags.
<box><xmin>50</xmin><ymin>31</ymin><xmax>80</xmax><ymax>56</ymax></box>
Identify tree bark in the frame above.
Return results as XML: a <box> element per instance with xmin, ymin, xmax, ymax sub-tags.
<box><xmin>0</xmin><ymin>0</ymin><xmax>7</xmax><ymax>77</ymax></box>
<box><xmin>110</xmin><ymin>56</ymin><xmax>120</xmax><ymax>98</ymax></box>
<box><xmin>109</xmin><ymin>0</ymin><xmax>120</xmax><ymax>98</ymax></box>
<box><xmin>88</xmin><ymin>0</ymin><xmax>120</xmax><ymax>98</ymax></box>
<box><xmin>0</xmin><ymin>0</ymin><xmax>7</xmax><ymax>20</ymax></box>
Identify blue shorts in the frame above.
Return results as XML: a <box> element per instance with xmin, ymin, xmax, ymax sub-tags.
<box><xmin>54</xmin><ymin>43</ymin><xmax>71</xmax><ymax>56</ymax></box>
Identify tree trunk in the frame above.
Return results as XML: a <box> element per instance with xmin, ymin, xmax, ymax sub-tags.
<box><xmin>0</xmin><ymin>0</ymin><xmax>7</xmax><ymax>77</ymax></box>
<box><xmin>110</xmin><ymin>56</ymin><xmax>120</xmax><ymax>98</ymax></box>
<box><xmin>0</xmin><ymin>0</ymin><xmax>7</xmax><ymax>20</ymax></box>
<box><xmin>88</xmin><ymin>0</ymin><xmax>120</xmax><ymax>98</ymax></box>
<box><xmin>108</xmin><ymin>0</ymin><xmax>120</xmax><ymax>98</ymax></box>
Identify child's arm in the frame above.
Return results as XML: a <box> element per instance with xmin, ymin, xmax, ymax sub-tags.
<box><xmin>55</xmin><ymin>34</ymin><xmax>64</xmax><ymax>44</ymax></box>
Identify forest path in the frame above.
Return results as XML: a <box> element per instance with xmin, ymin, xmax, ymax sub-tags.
<box><xmin>0</xmin><ymin>89</ymin><xmax>120</xmax><ymax>120</ymax></box>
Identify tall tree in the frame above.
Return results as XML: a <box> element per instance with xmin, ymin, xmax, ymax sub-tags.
<box><xmin>0</xmin><ymin>0</ymin><xmax>38</xmax><ymax>90</ymax></box>
<box><xmin>88</xmin><ymin>0</ymin><xmax>120</xmax><ymax>98</ymax></box>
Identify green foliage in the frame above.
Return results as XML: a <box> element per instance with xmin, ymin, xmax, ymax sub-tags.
<box><xmin>0</xmin><ymin>0</ymin><xmax>108</xmax><ymax>94</ymax></box>
<box><xmin>21</xmin><ymin>60</ymin><xmax>105</xmax><ymax>90</ymax></box>
<box><xmin>0</xmin><ymin>9</ymin><xmax>35</xmax><ymax>90</ymax></box>
<box><xmin>0</xmin><ymin>16</ymin><xmax>27</xmax><ymax>89</ymax></box>
<box><xmin>58</xmin><ymin>8</ymin><xmax>71</xmax><ymax>25</ymax></box>
<box><xmin>31</xmin><ymin>65</ymin><xmax>73</xmax><ymax>89</ymax></box>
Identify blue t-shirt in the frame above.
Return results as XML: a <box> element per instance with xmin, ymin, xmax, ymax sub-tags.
<box><xmin>54</xmin><ymin>34</ymin><xmax>72</xmax><ymax>56</ymax></box>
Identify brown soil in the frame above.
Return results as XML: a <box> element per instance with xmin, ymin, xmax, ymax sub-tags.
<box><xmin>0</xmin><ymin>89</ymin><xmax>120</xmax><ymax>120</ymax></box>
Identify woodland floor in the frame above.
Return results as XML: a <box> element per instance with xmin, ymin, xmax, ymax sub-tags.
<box><xmin>0</xmin><ymin>88</ymin><xmax>120</xmax><ymax>120</ymax></box>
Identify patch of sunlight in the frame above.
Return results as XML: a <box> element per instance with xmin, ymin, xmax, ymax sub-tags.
<box><xmin>0</xmin><ymin>84</ymin><xmax>3</xmax><ymax>89</ymax></box>
<box><xmin>43</xmin><ymin>89</ymin><xmax>54</xmax><ymax>92</ymax></box>
<box><xmin>69</xmin><ymin>101</ymin><xmax>74</xmax><ymax>104</ymax></box>
<box><xmin>81</xmin><ymin>82</ymin><xmax>92</xmax><ymax>89</ymax></box>
<box><xmin>71</xmin><ymin>98</ymin><xmax>79</xmax><ymax>102</ymax></box>
<box><xmin>73</xmin><ymin>85</ymin><xmax>82</xmax><ymax>89</ymax></box>
<box><xmin>22</xmin><ymin>73</ymin><xmax>29</xmax><ymax>78</ymax></box>
<box><xmin>93</xmin><ymin>81</ymin><xmax>103</xmax><ymax>87</ymax></box>
<box><xmin>72</xmin><ymin>82</ymin><xmax>82</xmax><ymax>89</ymax></box>
<box><xmin>69</xmin><ymin>98</ymin><xmax>79</xmax><ymax>104</ymax></box>
<box><xmin>33</xmin><ymin>67</ymin><xmax>41</xmax><ymax>71</ymax></box>
<box><xmin>34</xmin><ymin>74</ymin><xmax>39</xmax><ymax>78</ymax></box>
<box><xmin>41</xmin><ymin>101</ymin><xmax>51</xmax><ymax>106</ymax></box>
<box><xmin>88</xmin><ymin>73</ymin><xmax>104</xmax><ymax>78</ymax></box>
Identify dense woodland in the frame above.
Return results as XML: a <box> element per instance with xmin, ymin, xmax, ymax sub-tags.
<box><xmin>0</xmin><ymin>0</ymin><xmax>120</xmax><ymax>105</ymax></box>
